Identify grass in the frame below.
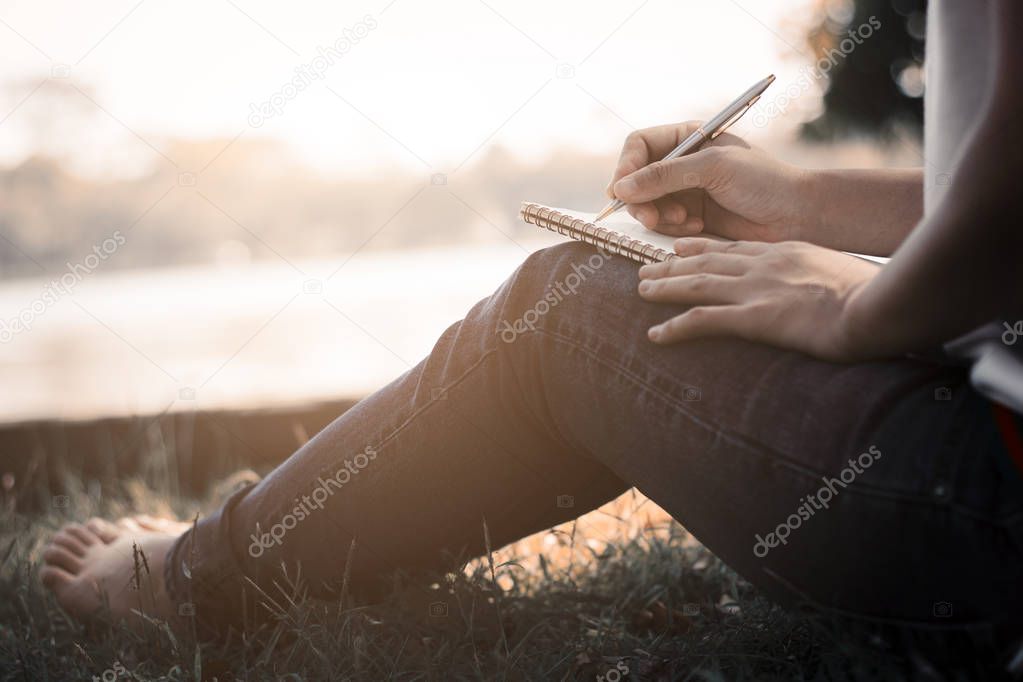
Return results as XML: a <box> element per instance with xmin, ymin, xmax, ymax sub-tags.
<box><xmin>0</xmin><ymin>457</ymin><xmax>1014</xmax><ymax>680</ymax></box>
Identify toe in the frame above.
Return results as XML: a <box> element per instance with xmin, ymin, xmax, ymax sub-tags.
<box><xmin>43</xmin><ymin>544</ymin><xmax>83</xmax><ymax>574</ymax></box>
<box><xmin>39</xmin><ymin>564</ymin><xmax>75</xmax><ymax>592</ymax></box>
<box><xmin>85</xmin><ymin>517</ymin><xmax>120</xmax><ymax>544</ymax></box>
<box><xmin>40</xmin><ymin>566</ymin><xmax>102</xmax><ymax>619</ymax></box>
<box><xmin>63</xmin><ymin>523</ymin><xmax>98</xmax><ymax>547</ymax></box>
<box><xmin>51</xmin><ymin>532</ymin><xmax>88</xmax><ymax>557</ymax></box>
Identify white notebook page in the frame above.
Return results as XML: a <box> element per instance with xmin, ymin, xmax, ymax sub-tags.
<box><xmin>550</xmin><ymin>206</ymin><xmax>887</xmax><ymax>265</ymax></box>
<box><xmin>550</xmin><ymin>206</ymin><xmax>722</xmax><ymax>254</ymax></box>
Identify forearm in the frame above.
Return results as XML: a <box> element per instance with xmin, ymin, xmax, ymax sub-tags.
<box><xmin>842</xmin><ymin>106</ymin><xmax>1022</xmax><ymax>357</ymax></box>
<box><xmin>800</xmin><ymin>168</ymin><xmax>923</xmax><ymax>256</ymax></box>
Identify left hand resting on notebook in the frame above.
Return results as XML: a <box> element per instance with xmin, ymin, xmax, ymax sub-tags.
<box><xmin>637</xmin><ymin>237</ymin><xmax>879</xmax><ymax>362</ymax></box>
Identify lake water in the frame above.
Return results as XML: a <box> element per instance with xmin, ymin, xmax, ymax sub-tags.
<box><xmin>0</xmin><ymin>236</ymin><xmax>565</xmax><ymax>423</ymax></box>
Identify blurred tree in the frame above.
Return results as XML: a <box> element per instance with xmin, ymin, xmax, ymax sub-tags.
<box><xmin>801</xmin><ymin>0</ymin><xmax>927</xmax><ymax>141</ymax></box>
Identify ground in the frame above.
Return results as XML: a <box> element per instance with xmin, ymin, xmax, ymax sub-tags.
<box><xmin>0</xmin><ymin>455</ymin><xmax>1007</xmax><ymax>681</ymax></box>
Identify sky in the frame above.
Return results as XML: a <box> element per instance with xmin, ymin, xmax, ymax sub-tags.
<box><xmin>0</xmin><ymin>0</ymin><xmax>821</xmax><ymax>178</ymax></box>
<box><xmin>4</xmin><ymin>0</ymin><xmax>914</xmax><ymax>422</ymax></box>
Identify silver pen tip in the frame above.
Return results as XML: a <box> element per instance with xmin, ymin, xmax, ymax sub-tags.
<box><xmin>594</xmin><ymin>205</ymin><xmax>615</xmax><ymax>223</ymax></box>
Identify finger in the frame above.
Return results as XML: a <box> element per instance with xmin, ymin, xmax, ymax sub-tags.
<box><xmin>639</xmin><ymin>253</ymin><xmax>750</xmax><ymax>280</ymax></box>
<box><xmin>673</xmin><ymin>237</ymin><xmax>763</xmax><ymax>257</ymax></box>
<box><xmin>609</xmin><ymin>124</ymin><xmax>701</xmax><ymax>191</ymax></box>
<box><xmin>653</xmin><ymin>197</ymin><xmax>687</xmax><ymax>225</ymax></box>
<box><xmin>673</xmin><ymin>188</ymin><xmax>705</xmax><ymax>231</ymax></box>
<box><xmin>680</xmin><ymin>217</ymin><xmax>705</xmax><ymax>233</ymax></box>
<box><xmin>649</xmin><ymin>305</ymin><xmax>758</xmax><ymax>344</ymax></box>
<box><xmin>626</xmin><ymin>202</ymin><xmax>660</xmax><ymax>228</ymax></box>
<box><xmin>648</xmin><ymin>215</ymin><xmax>704</xmax><ymax>238</ymax></box>
<box><xmin>638</xmin><ymin>273</ymin><xmax>746</xmax><ymax>305</ymax></box>
<box><xmin>43</xmin><ymin>544</ymin><xmax>83</xmax><ymax>574</ymax></box>
<box><xmin>654</xmin><ymin>189</ymin><xmax>705</xmax><ymax>236</ymax></box>
<box><xmin>614</xmin><ymin>147</ymin><xmax>724</xmax><ymax>204</ymax></box>
<box><xmin>672</xmin><ymin>188</ymin><xmax>704</xmax><ymax>215</ymax></box>
<box><xmin>51</xmin><ymin>532</ymin><xmax>88</xmax><ymax>557</ymax></box>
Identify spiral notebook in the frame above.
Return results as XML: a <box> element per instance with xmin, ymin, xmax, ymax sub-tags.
<box><xmin>521</xmin><ymin>202</ymin><xmax>888</xmax><ymax>267</ymax></box>
<box><xmin>519</xmin><ymin>202</ymin><xmax>681</xmax><ymax>265</ymax></box>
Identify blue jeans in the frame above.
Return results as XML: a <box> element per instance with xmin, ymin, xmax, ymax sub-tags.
<box><xmin>166</xmin><ymin>243</ymin><xmax>1023</xmax><ymax>633</ymax></box>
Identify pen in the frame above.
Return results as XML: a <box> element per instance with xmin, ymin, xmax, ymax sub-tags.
<box><xmin>594</xmin><ymin>73</ymin><xmax>776</xmax><ymax>223</ymax></box>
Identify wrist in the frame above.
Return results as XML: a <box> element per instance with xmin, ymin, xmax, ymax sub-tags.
<box><xmin>836</xmin><ymin>276</ymin><xmax>887</xmax><ymax>361</ymax></box>
<box><xmin>788</xmin><ymin>167</ymin><xmax>822</xmax><ymax>242</ymax></box>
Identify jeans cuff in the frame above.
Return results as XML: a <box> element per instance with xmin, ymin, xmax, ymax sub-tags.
<box><xmin>164</xmin><ymin>481</ymin><xmax>256</xmax><ymax>637</ymax></box>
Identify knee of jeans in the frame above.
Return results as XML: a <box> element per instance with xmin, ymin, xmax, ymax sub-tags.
<box><xmin>496</xmin><ymin>242</ymin><xmax>631</xmax><ymax>341</ymax></box>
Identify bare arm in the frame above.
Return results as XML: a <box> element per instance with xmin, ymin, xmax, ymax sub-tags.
<box><xmin>804</xmin><ymin>167</ymin><xmax>922</xmax><ymax>256</ymax></box>
<box><xmin>843</xmin><ymin>0</ymin><xmax>1023</xmax><ymax>356</ymax></box>
<box><xmin>609</xmin><ymin>125</ymin><xmax>923</xmax><ymax>256</ymax></box>
<box><xmin>627</xmin><ymin>0</ymin><xmax>1020</xmax><ymax>362</ymax></box>
<box><xmin>621</xmin><ymin>0</ymin><xmax>1020</xmax><ymax>361</ymax></box>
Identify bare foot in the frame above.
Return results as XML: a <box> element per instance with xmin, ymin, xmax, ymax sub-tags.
<box><xmin>39</xmin><ymin>515</ymin><xmax>192</xmax><ymax>626</ymax></box>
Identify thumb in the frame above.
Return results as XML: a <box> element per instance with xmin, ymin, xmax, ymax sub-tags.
<box><xmin>612</xmin><ymin>149</ymin><xmax>719</xmax><ymax>204</ymax></box>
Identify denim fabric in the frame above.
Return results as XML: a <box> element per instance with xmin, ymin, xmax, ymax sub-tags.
<box><xmin>166</xmin><ymin>243</ymin><xmax>1023</xmax><ymax>635</ymax></box>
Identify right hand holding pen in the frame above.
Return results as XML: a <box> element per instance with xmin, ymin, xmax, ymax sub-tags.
<box><xmin>608</xmin><ymin>121</ymin><xmax>810</xmax><ymax>243</ymax></box>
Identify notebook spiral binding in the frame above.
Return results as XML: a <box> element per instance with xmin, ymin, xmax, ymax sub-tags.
<box><xmin>519</xmin><ymin>202</ymin><xmax>675</xmax><ymax>265</ymax></box>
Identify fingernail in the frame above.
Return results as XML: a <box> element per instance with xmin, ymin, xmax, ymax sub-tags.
<box><xmin>648</xmin><ymin>325</ymin><xmax>662</xmax><ymax>341</ymax></box>
<box><xmin>615</xmin><ymin>177</ymin><xmax>637</xmax><ymax>196</ymax></box>
<box><xmin>638</xmin><ymin>265</ymin><xmax>651</xmax><ymax>279</ymax></box>
<box><xmin>638</xmin><ymin>280</ymin><xmax>651</xmax><ymax>293</ymax></box>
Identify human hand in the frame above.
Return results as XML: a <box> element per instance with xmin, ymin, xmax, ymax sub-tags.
<box><xmin>637</xmin><ymin>237</ymin><xmax>881</xmax><ymax>362</ymax></box>
<box><xmin>607</xmin><ymin>121</ymin><xmax>810</xmax><ymax>242</ymax></box>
